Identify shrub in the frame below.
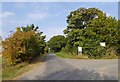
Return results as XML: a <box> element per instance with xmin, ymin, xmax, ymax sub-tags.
<box><xmin>103</xmin><ymin>47</ymin><xmax>118</xmax><ymax>59</ymax></box>
<box><xmin>2</xmin><ymin>25</ymin><xmax>46</xmax><ymax>65</ymax></box>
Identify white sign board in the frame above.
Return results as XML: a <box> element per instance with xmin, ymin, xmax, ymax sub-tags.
<box><xmin>100</xmin><ymin>42</ymin><xmax>106</xmax><ymax>47</ymax></box>
<box><xmin>78</xmin><ymin>47</ymin><xmax>82</xmax><ymax>52</ymax></box>
<box><xmin>48</xmin><ymin>48</ymin><xmax>50</xmax><ymax>51</ymax></box>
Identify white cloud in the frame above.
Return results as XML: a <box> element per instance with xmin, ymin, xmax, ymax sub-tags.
<box><xmin>103</xmin><ymin>12</ymin><xmax>111</xmax><ymax>17</ymax></box>
<box><xmin>1</xmin><ymin>11</ymin><xmax>15</xmax><ymax>18</ymax></box>
<box><xmin>0</xmin><ymin>12</ymin><xmax>1</xmax><ymax>26</ymax></box>
<box><xmin>0</xmin><ymin>31</ymin><xmax>2</xmax><ymax>36</ymax></box>
<box><xmin>106</xmin><ymin>13</ymin><xmax>110</xmax><ymax>17</ymax></box>
<box><xmin>0</xmin><ymin>12</ymin><xmax>15</xmax><ymax>34</ymax></box>
<box><xmin>27</xmin><ymin>12</ymin><xmax>49</xmax><ymax>20</ymax></box>
<box><xmin>42</xmin><ymin>26</ymin><xmax>65</xmax><ymax>41</ymax></box>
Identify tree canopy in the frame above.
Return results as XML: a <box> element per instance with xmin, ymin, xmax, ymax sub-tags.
<box><xmin>48</xmin><ymin>35</ymin><xmax>66</xmax><ymax>52</ymax></box>
<box><xmin>63</xmin><ymin>7</ymin><xmax>119</xmax><ymax>58</ymax></box>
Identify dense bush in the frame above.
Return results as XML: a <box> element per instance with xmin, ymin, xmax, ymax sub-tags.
<box><xmin>2</xmin><ymin>24</ymin><xmax>46</xmax><ymax>65</ymax></box>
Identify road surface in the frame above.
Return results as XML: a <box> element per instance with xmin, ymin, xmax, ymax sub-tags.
<box><xmin>18</xmin><ymin>54</ymin><xmax>118</xmax><ymax>80</ymax></box>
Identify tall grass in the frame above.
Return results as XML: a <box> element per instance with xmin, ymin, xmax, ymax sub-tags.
<box><xmin>2</xmin><ymin>54</ymin><xmax>46</xmax><ymax>80</ymax></box>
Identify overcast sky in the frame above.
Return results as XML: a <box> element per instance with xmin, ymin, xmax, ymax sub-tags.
<box><xmin>1</xmin><ymin>2</ymin><xmax>118</xmax><ymax>41</ymax></box>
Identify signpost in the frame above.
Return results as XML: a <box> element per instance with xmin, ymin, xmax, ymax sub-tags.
<box><xmin>48</xmin><ymin>48</ymin><xmax>50</xmax><ymax>52</ymax></box>
<box><xmin>100</xmin><ymin>42</ymin><xmax>106</xmax><ymax>47</ymax></box>
<box><xmin>78</xmin><ymin>47</ymin><xmax>82</xmax><ymax>55</ymax></box>
<box><xmin>77</xmin><ymin>42</ymin><xmax>106</xmax><ymax>55</ymax></box>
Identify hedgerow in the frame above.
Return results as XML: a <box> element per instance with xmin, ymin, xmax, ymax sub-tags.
<box><xmin>2</xmin><ymin>24</ymin><xmax>46</xmax><ymax>65</ymax></box>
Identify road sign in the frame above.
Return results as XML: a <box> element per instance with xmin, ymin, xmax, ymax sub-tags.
<box><xmin>78</xmin><ymin>47</ymin><xmax>82</xmax><ymax>52</ymax></box>
<box><xmin>78</xmin><ymin>47</ymin><xmax>82</xmax><ymax>55</ymax></box>
<box><xmin>100</xmin><ymin>42</ymin><xmax>106</xmax><ymax>47</ymax></box>
<box><xmin>48</xmin><ymin>48</ymin><xmax>50</xmax><ymax>51</ymax></box>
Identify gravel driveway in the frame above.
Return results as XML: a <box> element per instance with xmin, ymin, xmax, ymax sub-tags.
<box><xmin>18</xmin><ymin>54</ymin><xmax>118</xmax><ymax>80</ymax></box>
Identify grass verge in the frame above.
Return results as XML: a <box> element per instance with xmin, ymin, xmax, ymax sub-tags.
<box><xmin>56</xmin><ymin>51</ymin><xmax>119</xmax><ymax>59</ymax></box>
<box><xmin>56</xmin><ymin>52</ymin><xmax>88</xmax><ymax>59</ymax></box>
<box><xmin>2</xmin><ymin>54</ymin><xmax>46</xmax><ymax>80</ymax></box>
<box><xmin>2</xmin><ymin>62</ymin><xmax>28</xmax><ymax>80</ymax></box>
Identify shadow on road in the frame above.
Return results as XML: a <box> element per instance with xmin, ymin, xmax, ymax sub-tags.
<box><xmin>18</xmin><ymin>54</ymin><xmax>118</xmax><ymax>80</ymax></box>
<box><xmin>36</xmin><ymin>54</ymin><xmax>117</xmax><ymax>80</ymax></box>
<box><xmin>35</xmin><ymin>68</ymin><xmax>117</xmax><ymax>80</ymax></box>
<box><xmin>43</xmin><ymin>54</ymin><xmax>56</xmax><ymax>62</ymax></box>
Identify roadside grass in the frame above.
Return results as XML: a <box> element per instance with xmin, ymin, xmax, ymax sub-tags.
<box><xmin>2</xmin><ymin>62</ymin><xmax>28</xmax><ymax>80</ymax></box>
<box><xmin>56</xmin><ymin>52</ymin><xmax>89</xmax><ymax>59</ymax></box>
<box><xmin>56</xmin><ymin>51</ymin><xmax>119</xmax><ymax>59</ymax></box>
<box><xmin>2</xmin><ymin>54</ymin><xmax>46</xmax><ymax>80</ymax></box>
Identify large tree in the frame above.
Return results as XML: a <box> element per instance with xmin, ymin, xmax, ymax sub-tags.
<box><xmin>64</xmin><ymin>7</ymin><xmax>118</xmax><ymax>58</ymax></box>
<box><xmin>64</xmin><ymin>8</ymin><xmax>106</xmax><ymax>34</ymax></box>
<box><xmin>64</xmin><ymin>8</ymin><xmax>107</xmax><ymax>46</ymax></box>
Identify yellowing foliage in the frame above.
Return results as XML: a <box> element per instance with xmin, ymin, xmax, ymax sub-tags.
<box><xmin>2</xmin><ymin>25</ymin><xmax>46</xmax><ymax>65</ymax></box>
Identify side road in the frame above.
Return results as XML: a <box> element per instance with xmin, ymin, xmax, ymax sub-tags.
<box><xmin>17</xmin><ymin>54</ymin><xmax>118</xmax><ymax>80</ymax></box>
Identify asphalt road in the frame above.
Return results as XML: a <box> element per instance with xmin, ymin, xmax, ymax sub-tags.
<box><xmin>18</xmin><ymin>54</ymin><xmax>118</xmax><ymax>80</ymax></box>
